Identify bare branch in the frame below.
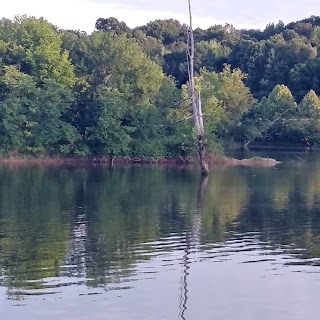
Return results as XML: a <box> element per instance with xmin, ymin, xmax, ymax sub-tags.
<box><xmin>171</xmin><ymin>115</ymin><xmax>195</xmax><ymax>124</ymax></box>
<box><xmin>244</xmin><ymin>109</ymin><xmax>291</xmax><ymax>147</ymax></box>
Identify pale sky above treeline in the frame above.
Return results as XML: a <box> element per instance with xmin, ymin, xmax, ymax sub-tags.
<box><xmin>3</xmin><ymin>0</ymin><xmax>320</xmax><ymax>32</ymax></box>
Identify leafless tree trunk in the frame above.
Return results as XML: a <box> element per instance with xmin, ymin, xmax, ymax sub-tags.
<box><xmin>187</xmin><ymin>0</ymin><xmax>209</xmax><ymax>176</ymax></box>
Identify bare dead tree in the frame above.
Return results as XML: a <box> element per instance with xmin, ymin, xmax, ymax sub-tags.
<box><xmin>187</xmin><ymin>0</ymin><xmax>209</xmax><ymax>176</ymax></box>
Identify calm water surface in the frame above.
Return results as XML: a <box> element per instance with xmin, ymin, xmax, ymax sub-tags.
<box><xmin>1</xmin><ymin>151</ymin><xmax>320</xmax><ymax>319</ymax></box>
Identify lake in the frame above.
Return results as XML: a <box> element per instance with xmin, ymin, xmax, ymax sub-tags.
<box><xmin>1</xmin><ymin>151</ymin><xmax>320</xmax><ymax>319</ymax></box>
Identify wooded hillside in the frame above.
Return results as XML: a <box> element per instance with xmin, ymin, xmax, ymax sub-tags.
<box><xmin>0</xmin><ymin>16</ymin><xmax>320</xmax><ymax>158</ymax></box>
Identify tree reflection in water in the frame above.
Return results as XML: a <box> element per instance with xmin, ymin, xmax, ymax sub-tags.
<box><xmin>179</xmin><ymin>176</ymin><xmax>208</xmax><ymax>320</ymax></box>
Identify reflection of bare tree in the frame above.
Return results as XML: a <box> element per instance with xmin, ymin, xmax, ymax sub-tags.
<box><xmin>179</xmin><ymin>176</ymin><xmax>208</xmax><ymax>320</ymax></box>
<box><xmin>179</xmin><ymin>238</ymin><xmax>190</xmax><ymax>320</ymax></box>
<box><xmin>63</xmin><ymin>212</ymin><xmax>88</xmax><ymax>278</ymax></box>
<box><xmin>194</xmin><ymin>175</ymin><xmax>209</xmax><ymax>240</ymax></box>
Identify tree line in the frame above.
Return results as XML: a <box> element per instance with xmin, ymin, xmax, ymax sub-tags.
<box><xmin>1</xmin><ymin>16</ymin><xmax>320</xmax><ymax>158</ymax></box>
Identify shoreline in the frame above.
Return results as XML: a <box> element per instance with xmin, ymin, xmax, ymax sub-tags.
<box><xmin>0</xmin><ymin>155</ymin><xmax>281</xmax><ymax>168</ymax></box>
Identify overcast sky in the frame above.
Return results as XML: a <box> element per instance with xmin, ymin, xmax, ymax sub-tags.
<box><xmin>2</xmin><ymin>0</ymin><xmax>320</xmax><ymax>32</ymax></box>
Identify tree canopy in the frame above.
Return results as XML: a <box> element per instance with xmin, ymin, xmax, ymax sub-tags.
<box><xmin>1</xmin><ymin>14</ymin><xmax>320</xmax><ymax>158</ymax></box>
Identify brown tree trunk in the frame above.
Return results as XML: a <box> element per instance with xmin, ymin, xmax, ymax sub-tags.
<box><xmin>195</xmin><ymin>92</ymin><xmax>209</xmax><ymax>175</ymax></box>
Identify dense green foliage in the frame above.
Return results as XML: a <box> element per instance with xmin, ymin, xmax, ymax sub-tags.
<box><xmin>2</xmin><ymin>15</ymin><xmax>320</xmax><ymax>158</ymax></box>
